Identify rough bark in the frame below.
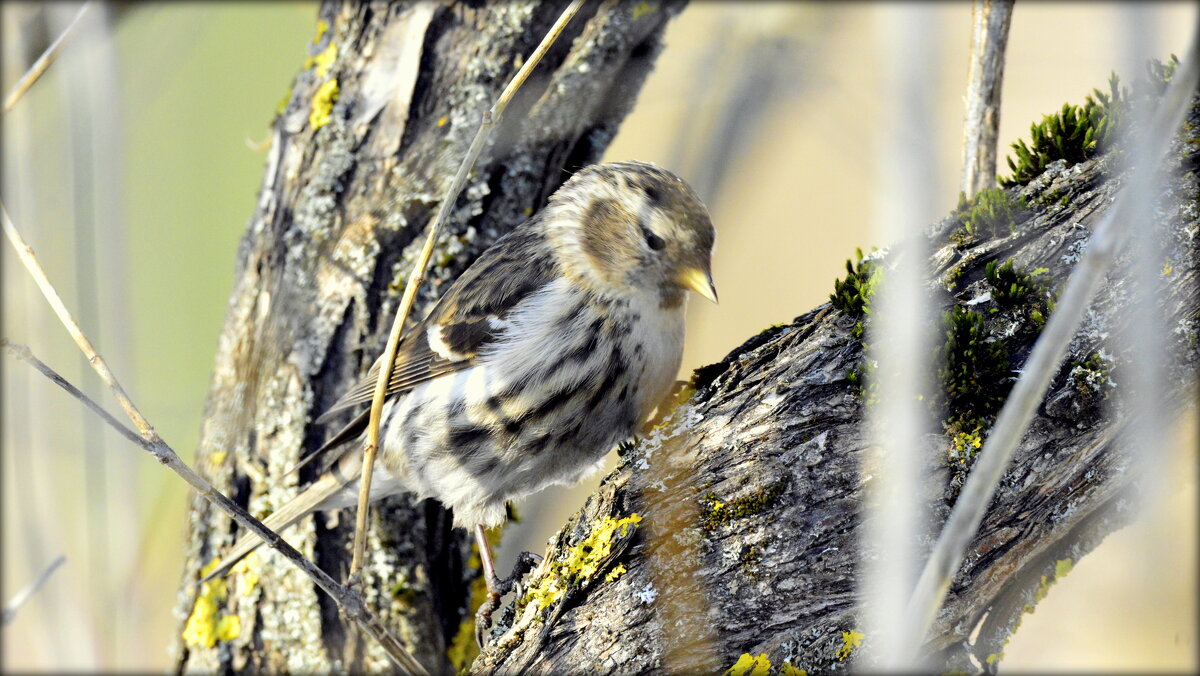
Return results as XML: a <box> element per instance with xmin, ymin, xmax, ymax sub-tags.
<box><xmin>961</xmin><ymin>0</ymin><xmax>1014</xmax><ymax>199</ymax></box>
<box><xmin>171</xmin><ymin>1</ymin><xmax>685</xmax><ymax>672</ymax></box>
<box><xmin>470</xmin><ymin>103</ymin><xmax>1200</xmax><ymax>672</ymax></box>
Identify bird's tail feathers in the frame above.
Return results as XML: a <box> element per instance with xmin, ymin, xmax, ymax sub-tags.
<box><xmin>200</xmin><ymin>472</ymin><xmax>351</xmax><ymax>583</ymax></box>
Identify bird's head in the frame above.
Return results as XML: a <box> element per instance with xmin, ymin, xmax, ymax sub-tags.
<box><xmin>544</xmin><ymin>161</ymin><xmax>717</xmax><ymax>307</ymax></box>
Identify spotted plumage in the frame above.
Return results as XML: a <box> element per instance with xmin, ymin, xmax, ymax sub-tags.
<box><xmin>210</xmin><ymin>161</ymin><xmax>717</xmax><ymax>608</ymax></box>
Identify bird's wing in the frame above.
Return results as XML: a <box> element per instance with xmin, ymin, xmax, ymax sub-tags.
<box><xmin>315</xmin><ymin>223</ymin><xmax>557</xmax><ymax>424</ymax></box>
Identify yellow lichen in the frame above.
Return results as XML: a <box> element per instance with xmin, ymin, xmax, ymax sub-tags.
<box><xmin>724</xmin><ymin>652</ymin><xmax>771</xmax><ymax>676</ymax></box>
<box><xmin>986</xmin><ymin>652</ymin><xmax>1003</xmax><ymax>666</ymax></box>
<box><xmin>949</xmin><ymin>425</ymin><xmax>984</xmax><ymax>463</ymax></box>
<box><xmin>231</xmin><ymin>551</ymin><xmax>261</xmax><ymax>596</ymax></box>
<box><xmin>1162</xmin><ymin>258</ymin><xmax>1174</xmax><ymax>275</ymax></box>
<box><xmin>183</xmin><ymin>557</ymin><xmax>241</xmax><ymax>648</ymax></box>
<box><xmin>522</xmin><ymin>514</ymin><xmax>643</xmax><ymax>611</ymax></box>
<box><xmin>437</xmin><ymin>114</ymin><xmax>449</xmax><ymax>127</ymax></box>
<box><xmin>309</xmin><ymin>79</ymin><xmax>340</xmax><ymax>131</ymax></box>
<box><xmin>632</xmin><ymin>1</ymin><xmax>655</xmax><ymax>21</ymax></box>
<box><xmin>215</xmin><ymin>614</ymin><xmax>241</xmax><ymax>641</ymax></box>
<box><xmin>309</xmin><ymin>42</ymin><xmax>338</xmax><ymax>79</ymax></box>
<box><xmin>780</xmin><ymin>662</ymin><xmax>808</xmax><ymax>676</ymax></box>
<box><xmin>605</xmin><ymin>563</ymin><xmax>627</xmax><ymax>582</ymax></box>
<box><xmin>313</xmin><ymin>19</ymin><xmax>329</xmax><ymax>44</ymax></box>
<box><xmin>1054</xmin><ymin>558</ymin><xmax>1074</xmax><ymax>578</ymax></box>
<box><xmin>836</xmin><ymin>630</ymin><xmax>865</xmax><ymax>662</ymax></box>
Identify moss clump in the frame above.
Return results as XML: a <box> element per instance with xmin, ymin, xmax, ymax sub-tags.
<box><xmin>1066</xmin><ymin>351</ymin><xmax>1115</xmax><ymax>398</ymax></box>
<box><xmin>830</xmin><ymin>247</ymin><xmax>880</xmax><ymax>338</ymax></box>
<box><xmin>952</xmin><ymin>188</ymin><xmax>1030</xmax><ymax>242</ymax></box>
<box><xmin>935</xmin><ymin>307</ymin><xmax>1011</xmax><ymax>423</ymax></box>
<box><xmin>985</xmin><ymin>259</ymin><xmax>1050</xmax><ymax>309</ymax></box>
<box><xmin>699</xmin><ymin>480</ymin><xmax>788</xmax><ymax>533</ymax></box>
<box><xmin>1141</xmin><ymin>53</ymin><xmax>1180</xmax><ymax>97</ymax></box>
<box><xmin>1000</xmin><ymin>55</ymin><xmax>1179</xmax><ymax>187</ymax></box>
<box><xmin>1001</xmin><ymin>74</ymin><xmax>1125</xmax><ymax>186</ymax></box>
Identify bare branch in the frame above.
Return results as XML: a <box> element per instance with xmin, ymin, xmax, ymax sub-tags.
<box><xmin>350</xmin><ymin>0</ymin><xmax>586</xmax><ymax>577</ymax></box>
<box><xmin>960</xmin><ymin>0</ymin><xmax>1014</xmax><ymax>199</ymax></box>
<box><xmin>2</xmin><ymin>555</ymin><xmax>66</xmax><ymax>626</ymax></box>
<box><xmin>0</xmin><ymin>205</ymin><xmax>429</xmax><ymax>675</ymax></box>
<box><xmin>2</xmin><ymin>1</ymin><xmax>92</xmax><ymax>113</ymax></box>
<box><xmin>905</xmin><ymin>30</ymin><xmax>1200</xmax><ymax>651</ymax></box>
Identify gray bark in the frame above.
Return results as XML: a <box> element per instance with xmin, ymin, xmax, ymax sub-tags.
<box><xmin>961</xmin><ymin>0</ymin><xmax>1014</xmax><ymax>199</ymax></box>
<box><xmin>471</xmin><ymin>105</ymin><xmax>1200</xmax><ymax>672</ymax></box>
<box><xmin>171</xmin><ymin>1</ymin><xmax>685</xmax><ymax>672</ymax></box>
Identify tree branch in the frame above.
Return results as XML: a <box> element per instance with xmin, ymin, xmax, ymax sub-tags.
<box><xmin>0</xmin><ymin>212</ymin><xmax>428</xmax><ymax>673</ymax></box>
<box><xmin>960</xmin><ymin>0</ymin><xmax>1014</xmax><ymax>199</ymax></box>
<box><xmin>469</xmin><ymin>90</ymin><xmax>1200</xmax><ymax>674</ymax></box>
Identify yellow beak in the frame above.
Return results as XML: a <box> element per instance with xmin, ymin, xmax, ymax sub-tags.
<box><xmin>679</xmin><ymin>266</ymin><xmax>718</xmax><ymax>304</ymax></box>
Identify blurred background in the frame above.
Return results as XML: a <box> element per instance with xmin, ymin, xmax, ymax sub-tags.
<box><xmin>2</xmin><ymin>1</ymin><xmax>1196</xmax><ymax>671</ymax></box>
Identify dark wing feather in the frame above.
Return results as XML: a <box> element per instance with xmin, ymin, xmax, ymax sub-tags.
<box><xmin>315</xmin><ymin>222</ymin><xmax>557</xmax><ymax>425</ymax></box>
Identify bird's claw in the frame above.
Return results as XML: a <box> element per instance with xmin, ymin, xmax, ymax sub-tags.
<box><xmin>473</xmin><ymin>551</ymin><xmax>544</xmax><ymax>648</ymax></box>
<box><xmin>475</xmin><ymin>590</ymin><xmax>501</xmax><ymax>649</ymax></box>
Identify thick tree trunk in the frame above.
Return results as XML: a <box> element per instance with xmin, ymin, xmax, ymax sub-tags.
<box><xmin>171</xmin><ymin>1</ymin><xmax>685</xmax><ymax>672</ymax></box>
<box><xmin>470</xmin><ymin>106</ymin><xmax>1200</xmax><ymax>672</ymax></box>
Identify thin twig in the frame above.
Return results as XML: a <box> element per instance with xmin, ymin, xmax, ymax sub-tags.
<box><xmin>903</xmin><ymin>33</ymin><xmax>1200</xmax><ymax>659</ymax></box>
<box><xmin>1</xmin><ymin>210</ymin><xmax>428</xmax><ymax>674</ymax></box>
<box><xmin>959</xmin><ymin>0</ymin><xmax>1014</xmax><ymax>199</ymax></box>
<box><xmin>2</xmin><ymin>202</ymin><xmax>158</xmax><ymax>442</ymax></box>
<box><xmin>3</xmin><ymin>2</ymin><xmax>92</xmax><ymax>113</ymax></box>
<box><xmin>2</xmin><ymin>555</ymin><xmax>66</xmax><ymax>626</ymax></box>
<box><xmin>349</xmin><ymin>0</ymin><xmax>586</xmax><ymax>577</ymax></box>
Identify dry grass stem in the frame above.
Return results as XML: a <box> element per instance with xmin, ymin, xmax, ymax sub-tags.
<box><xmin>349</xmin><ymin>0</ymin><xmax>586</xmax><ymax>577</ymax></box>
<box><xmin>2</xmin><ymin>554</ymin><xmax>65</xmax><ymax>626</ymax></box>
<box><xmin>1</xmin><ymin>207</ymin><xmax>428</xmax><ymax>674</ymax></box>
<box><xmin>904</xmin><ymin>34</ymin><xmax>1200</xmax><ymax>653</ymax></box>
<box><xmin>2</xmin><ymin>2</ymin><xmax>92</xmax><ymax>113</ymax></box>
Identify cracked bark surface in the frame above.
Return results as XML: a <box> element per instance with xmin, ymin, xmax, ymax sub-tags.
<box><xmin>171</xmin><ymin>0</ymin><xmax>685</xmax><ymax>671</ymax></box>
<box><xmin>470</xmin><ymin>101</ymin><xmax>1200</xmax><ymax>673</ymax></box>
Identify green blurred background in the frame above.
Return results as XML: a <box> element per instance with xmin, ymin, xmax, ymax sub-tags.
<box><xmin>2</xmin><ymin>2</ymin><xmax>1196</xmax><ymax>671</ymax></box>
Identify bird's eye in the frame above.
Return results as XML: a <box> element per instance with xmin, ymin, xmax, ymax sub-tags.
<box><xmin>644</xmin><ymin>230</ymin><xmax>665</xmax><ymax>251</ymax></box>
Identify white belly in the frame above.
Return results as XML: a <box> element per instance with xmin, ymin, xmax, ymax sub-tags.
<box><xmin>376</xmin><ymin>279</ymin><xmax>686</xmax><ymax>528</ymax></box>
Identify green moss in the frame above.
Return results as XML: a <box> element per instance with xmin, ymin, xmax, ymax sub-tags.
<box><xmin>1000</xmin><ymin>54</ymin><xmax>1179</xmax><ymax>187</ymax></box>
<box><xmin>1067</xmin><ymin>351</ymin><xmax>1115</xmax><ymax>397</ymax></box>
<box><xmin>951</xmin><ymin>188</ymin><xmax>1030</xmax><ymax>242</ymax></box>
<box><xmin>1001</xmin><ymin>74</ymin><xmax>1125</xmax><ymax>186</ymax></box>
<box><xmin>699</xmin><ymin>480</ymin><xmax>787</xmax><ymax>533</ymax></box>
<box><xmin>985</xmin><ymin>259</ymin><xmax>1049</xmax><ymax>308</ymax></box>
<box><xmin>830</xmin><ymin>247</ymin><xmax>880</xmax><ymax>338</ymax></box>
<box><xmin>943</xmin><ymin>264</ymin><xmax>966</xmax><ymax>291</ymax></box>
<box><xmin>934</xmin><ymin>307</ymin><xmax>1011</xmax><ymax>423</ymax></box>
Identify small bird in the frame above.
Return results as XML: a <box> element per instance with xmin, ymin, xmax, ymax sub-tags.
<box><xmin>208</xmin><ymin>160</ymin><xmax>716</xmax><ymax>639</ymax></box>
